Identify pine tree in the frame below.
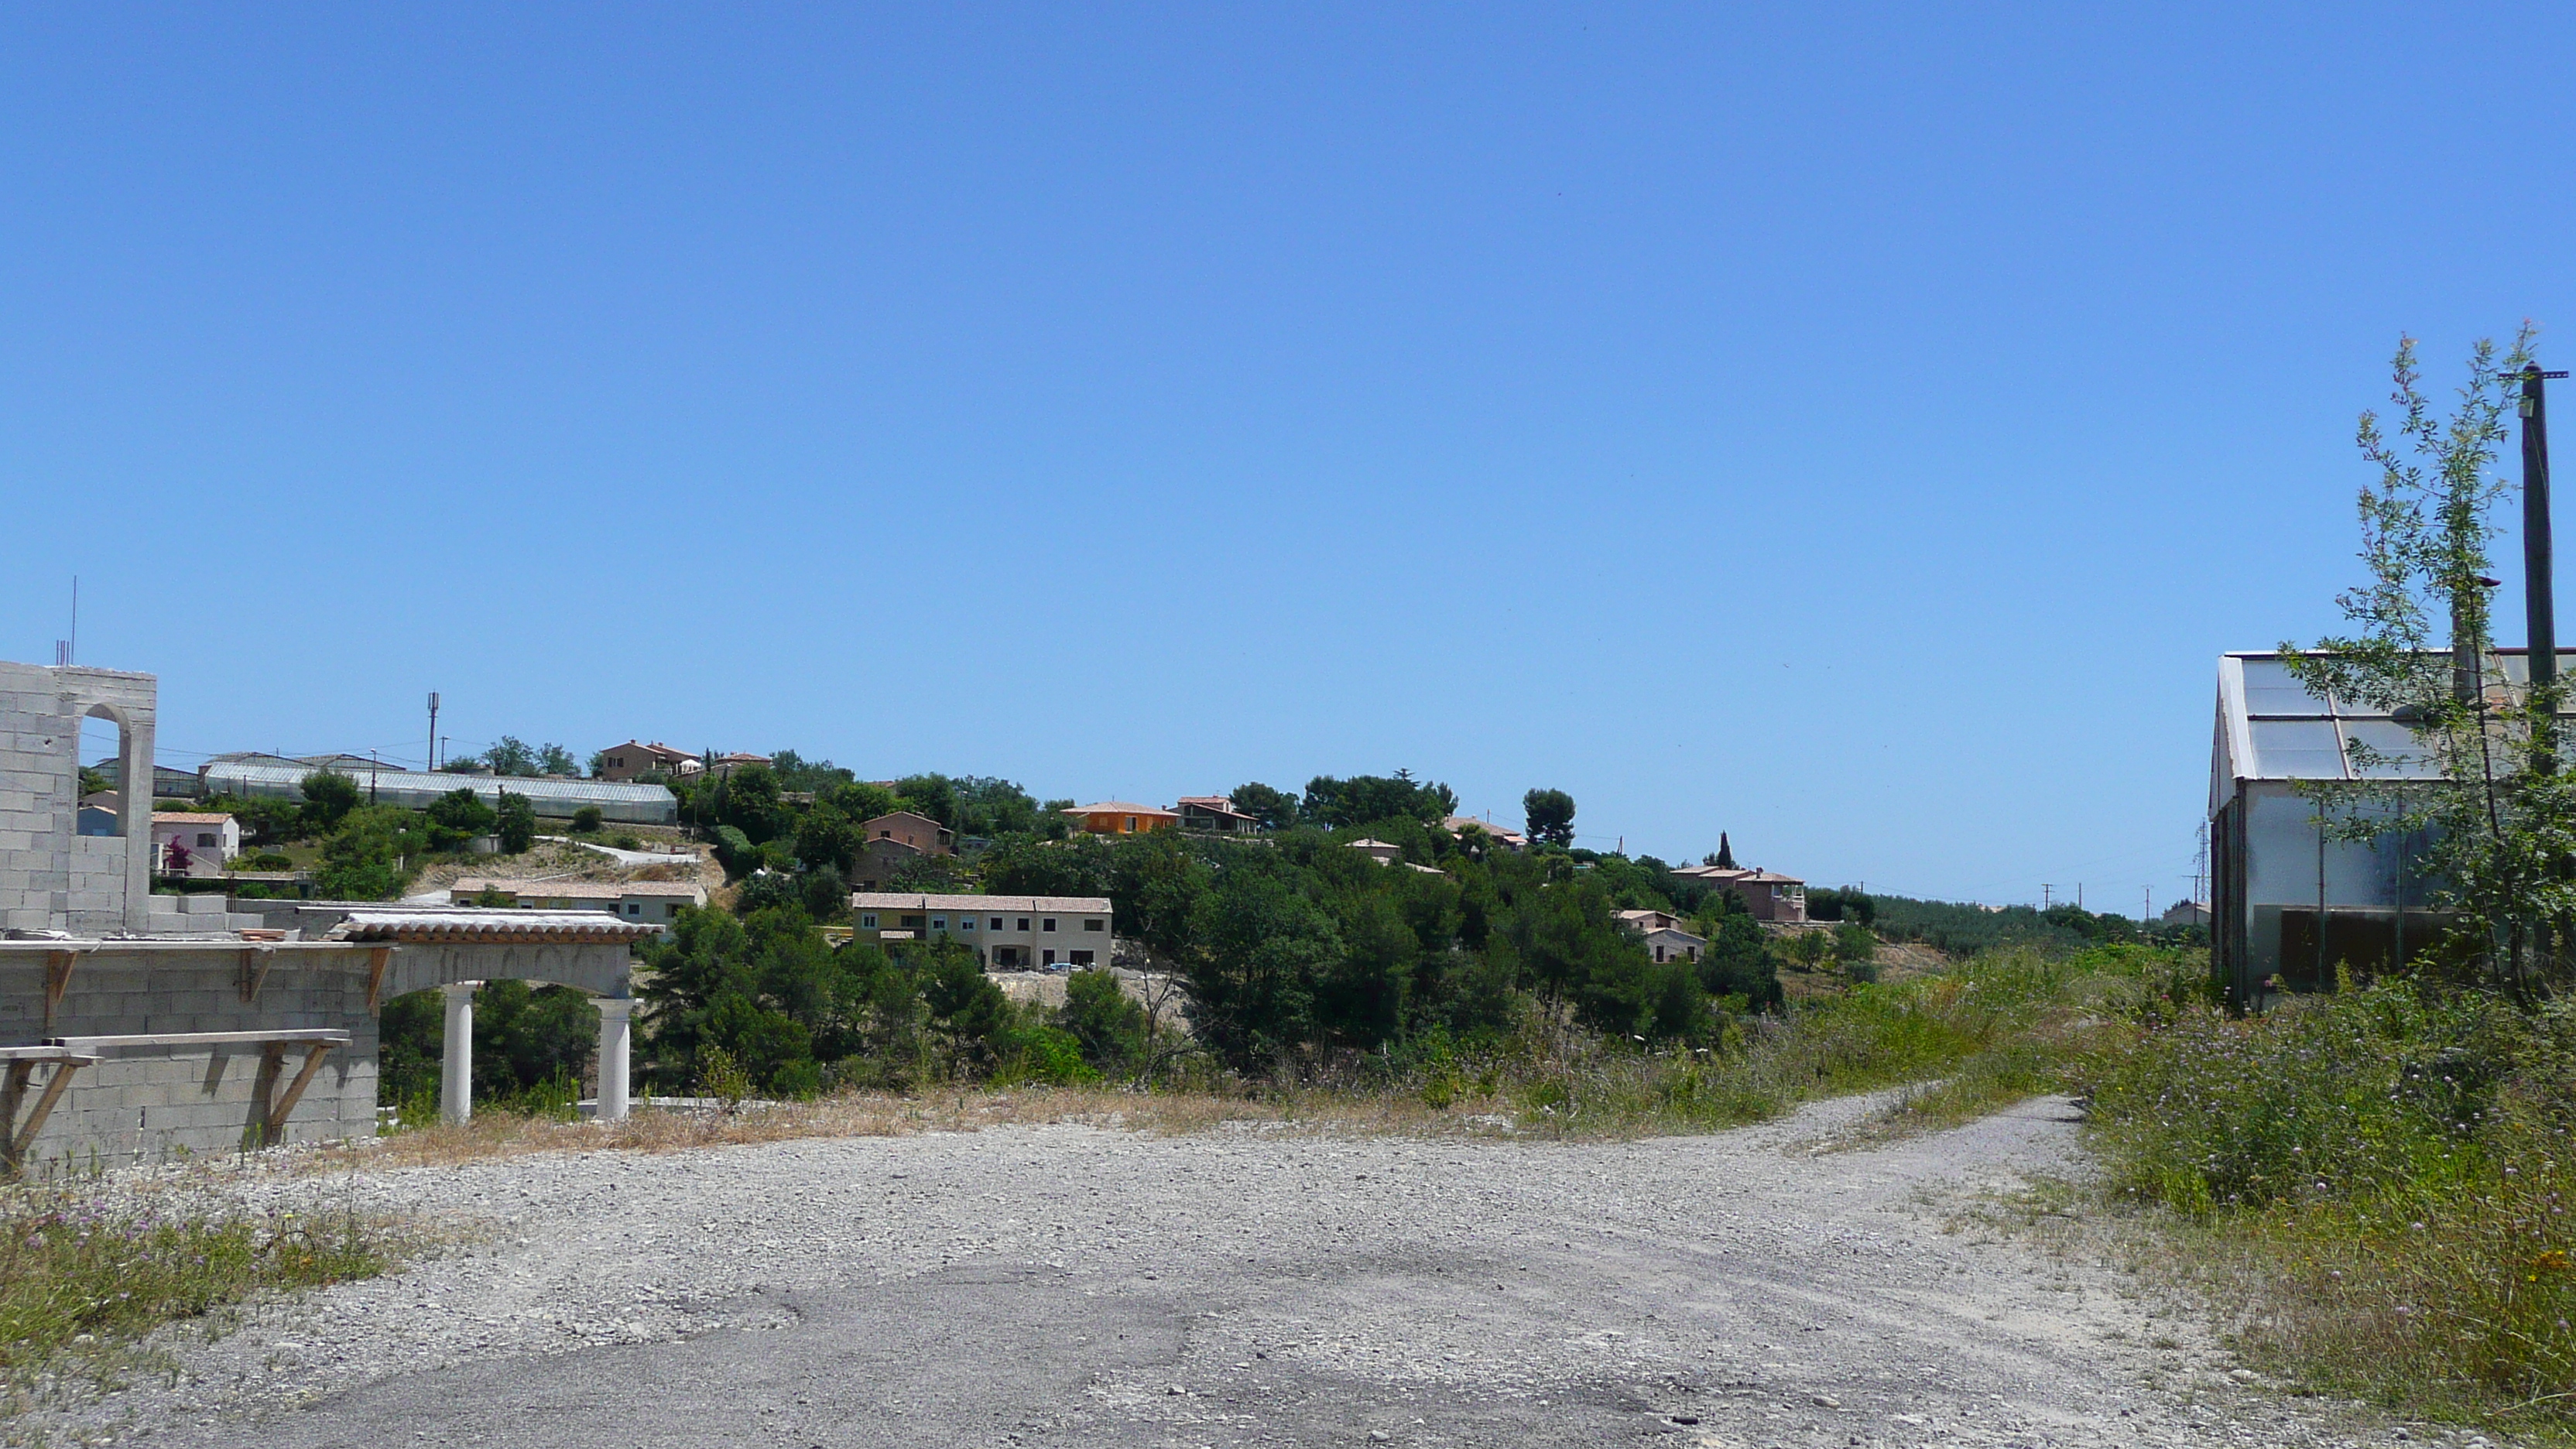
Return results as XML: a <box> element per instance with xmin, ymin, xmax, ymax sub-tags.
<box><xmin>1713</xmin><ymin>832</ymin><xmax>1737</xmax><ymax>870</ymax></box>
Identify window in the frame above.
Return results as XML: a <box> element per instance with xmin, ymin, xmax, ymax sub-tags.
<box><xmin>1070</xmin><ymin>950</ymin><xmax>1095</xmax><ymax>967</ymax></box>
<box><xmin>902</xmin><ymin>915</ymin><xmax>925</xmax><ymax>929</ymax></box>
<box><xmin>1016</xmin><ymin>917</ymin><xmax>1029</xmax><ymax>931</ymax></box>
<box><xmin>625</xmin><ymin>903</ymin><xmax>641</xmax><ymax>916</ymax></box>
<box><xmin>960</xmin><ymin>916</ymin><xmax>976</xmax><ymax>930</ymax></box>
<box><xmin>667</xmin><ymin>903</ymin><xmax>682</xmax><ymax>918</ymax></box>
<box><xmin>989</xmin><ymin>916</ymin><xmax>1002</xmax><ymax>930</ymax></box>
<box><xmin>1125</xmin><ymin>817</ymin><xmax>1137</xmax><ymax>831</ymax></box>
<box><xmin>930</xmin><ymin>916</ymin><xmax>946</xmax><ymax>930</ymax></box>
<box><xmin>860</xmin><ymin>913</ymin><xmax>878</xmax><ymax>928</ymax></box>
<box><xmin>1083</xmin><ymin>918</ymin><xmax>1104</xmax><ymax>932</ymax></box>
<box><xmin>1042</xmin><ymin>917</ymin><xmax>1057</xmax><ymax>932</ymax></box>
<box><xmin>1042</xmin><ymin>949</ymin><xmax>1057</xmax><ymax>966</ymax></box>
<box><xmin>196</xmin><ymin>832</ymin><xmax>218</xmax><ymax>848</ymax></box>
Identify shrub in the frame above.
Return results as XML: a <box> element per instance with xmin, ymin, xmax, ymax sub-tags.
<box><xmin>424</xmin><ymin>788</ymin><xmax>496</xmax><ymax>850</ymax></box>
<box><xmin>2081</xmin><ymin>977</ymin><xmax>2576</xmax><ymax>1422</ymax></box>
<box><xmin>570</xmin><ymin>805</ymin><xmax>605</xmax><ymax>834</ymax></box>
<box><xmin>1059</xmin><ymin>968</ymin><xmax>1149</xmax><ymax>1076</ymax></box>
<box><xmin>494</xmin><ymin>790</ymin><xmax>537</xmax><ymax>854</ymax></box>
<box><xmin>694</xmin><ymin>1043</ymin><xmax>754</xmax><ymax>1107</ymax></box>
<box><xmin>993</xmin><ymin>1019</ymin><xmax>1098</xmax><ymax>1086</ymax></box>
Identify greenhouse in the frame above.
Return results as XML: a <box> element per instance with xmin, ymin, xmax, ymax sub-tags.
<box><xmin>197</xmin><ymin>759</ymin><xmax>678</xmax><ymax>824</ymax></box>
<box><xmin>2208</xmin><ymin>649</ymin><xmax>2569</xmax><ymax>1006</ymax></box>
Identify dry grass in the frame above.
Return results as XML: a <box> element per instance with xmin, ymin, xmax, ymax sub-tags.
<box><xmin>0</xmin><ymin>1184</ymin><xmax>402</xmax><ymax>1423</ymax></box>
<box><xmin>310</xmin><ymin>1085</ymin><xmax>1516</xmax><ymax>1173</ymax></box>
<box><xmin>329</xmin><ymin>945</ymin><xmax>2197</xmax><ymax>1174</ymax></box>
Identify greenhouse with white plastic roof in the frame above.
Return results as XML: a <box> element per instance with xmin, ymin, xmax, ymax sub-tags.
<box><xmin>2208</xmin><ymin>648</ymin><xmax>2571</xmax><ymax>1008</ymax></box>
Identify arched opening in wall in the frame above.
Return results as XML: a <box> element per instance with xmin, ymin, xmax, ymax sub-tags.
<box><xmin>379</xmin><ymin>983</ymin><xmax>601</xmax><ymax>1122</ymax></box>
<box><xmin>75</xmin><ymin>710</ymin><xmax>126</xmax><ymax>838</ymax></box>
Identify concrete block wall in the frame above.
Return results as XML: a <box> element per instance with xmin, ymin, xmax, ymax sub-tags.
<box><xmin>0</xmin><ymin>660</ymin><xmax>158</xmax><ymax>934</ymax></box>
<box><xmin>0</xmin><ymin>667</ymin><xmax>77</xmax><ymax>931</ymax></box>
<box><xmin>0</xmin><ymin>947</ymin><xmax>381</xmax><ymax>1173</ymax></box>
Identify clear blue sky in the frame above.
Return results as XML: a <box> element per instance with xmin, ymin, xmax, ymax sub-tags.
<box><xmin>7</xmin><ymin>5</ymin><xmax>2574</xmax><ymax>913</ymax></box>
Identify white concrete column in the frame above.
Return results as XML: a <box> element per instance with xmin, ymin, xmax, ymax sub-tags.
<box><xmin>440</xmin><ymin>982</ymin><xmax>478</xmax><ymax>1123</ymax></box>
<box><xmin>594</xmin><ymin>997</ymin><xmax>634</xmax><ymax>1122</ymax></box>
<box><xmin>118</xmin><ymin>711</ymin><xmax>155</xmax><ymax>932</ymax></box>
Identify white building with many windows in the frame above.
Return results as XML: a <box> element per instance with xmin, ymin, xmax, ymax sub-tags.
<box><xmin>849</xmin><ymin>892</ymin><xmax>1113</xmax><ymax>970</ymax></box>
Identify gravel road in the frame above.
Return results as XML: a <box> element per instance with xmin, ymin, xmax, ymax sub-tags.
<box><xmin>34</xmin><ymin>1094</ymin><xmax>2463</xmax><ymax>1448</ymax></box>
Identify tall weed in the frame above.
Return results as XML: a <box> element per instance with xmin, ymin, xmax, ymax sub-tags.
<box><xmin>2087</xmin><ymin>978</ymin><xmax>2576</xmax><ymax>1426</ymax></box>
<box><xmin>0</xmin><ymin>1187</ymin><xmax>394</xmax><ymax>1412</ymax></box>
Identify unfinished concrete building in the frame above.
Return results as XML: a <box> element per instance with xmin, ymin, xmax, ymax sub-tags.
<box><xmin>0</xmin><ymin>659</ymin><xmax>655</xmax><ymax>1175</ymax></box>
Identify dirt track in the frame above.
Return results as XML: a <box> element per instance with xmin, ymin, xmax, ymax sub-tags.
<box><xmin>36</xmin><ymin>1094</ymin><xmax>2446</xmax><ymax>1448</ymax></box>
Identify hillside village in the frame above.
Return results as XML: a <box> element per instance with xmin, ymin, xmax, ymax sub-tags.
<box><xmin>36</xmin><ymin>704</ymin><xmax>2182</xmax><ymax>1122</ymax></box>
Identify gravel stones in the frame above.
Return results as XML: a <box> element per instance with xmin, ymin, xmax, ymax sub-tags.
<box><xmin>19</xmin><ymin>1094</ymin><xmax>2443</xmax><ymax>1447</ymax></box>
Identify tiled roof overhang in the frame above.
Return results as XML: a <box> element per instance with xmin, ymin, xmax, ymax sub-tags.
<box><xmin>325</xmin><ymin>910</ymin><xmax>663</xmax><ymax>945</ymax></box>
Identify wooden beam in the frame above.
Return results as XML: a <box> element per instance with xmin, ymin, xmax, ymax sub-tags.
<box><xmin>236</xmin><ymin>947</ymin><xmax>278</xmax><ymax>1005</ymax></box>
<box><xmin>42</xmin><ymin>950</ymin><xmax>75</xmax><ymax>1036</ymax></box>
<box><xmin>13</xmin><ymin>1061</ymin><xmax>82</xmax><ymax>1161</ymax></box>
<box><xmin>0</xmin><ymin>1062</ymin><xmax>27</xmax><ymax>1170</ymax></box>
<box><xmin>365</xmin><ymin>946</ymin><xmax>393</xmax><ymax>1012</ymax></box>
<box><xmin>262</xmin><ymin>1042</ymin><xmax>337</xmax><ymax>1146</ymax></box>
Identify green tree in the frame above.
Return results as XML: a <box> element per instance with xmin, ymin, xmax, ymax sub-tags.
<box><xmin>892</xmin><ymin>773</ymin><xmax>958</xmax><ymax>827</ymax></box>
<box><xmin>2283</xmin><ymin>327</ymin><xmax>2564</xmax><ymax>997</ymax></box>
<box><xmin>636</xmin><ymin>904</ymin><xmax>848</xmax><ymax>1092</ymax></box>
<box><xmin>494</xmin><ymin>790</ymin><xmax>537</xmax><ymax>854</ymax></box>
<box><xmin>299</xmin><ymin>770</ymin><xmax>362</xmax><ymax>834</ymax></box>
<box><xmin>798</xmin><ymin>865</ymin><xmax>850</xmax><ymax>922</ymax></box>
<box><xmin>1694</xmin><ymin>909</ymin><xmax>1783</xmax><ymax>1011</ymax></box>
<box><xmin>314</xmin><ymin>806</ymin><xmax>429</xmax><ymax>899</ymax></box>
<box><xmin>1523</xmin><ymin>788</ymin><xmax>1577</xmax><ymax>848</ymax></box>
<box><xmin>825</xmin><ymin>779</ymin><xmax>903</xmax><ymax>822</ymax></box>
<box><xmin>919</xmin><ymin>940</ymin><xmax>1009</xmax><ymax>1069</ymax></box>
<box><xmin>207</xmin><ymin>793</ymin><xmax>306</xmax><ymax>846</ymax></box>
<box><xmin>481</xmin><ymin>737</ymin><xmax>540</xmax><ymax>776</ymax></box>
<box><xmin>1182</xmin><ymin>863</ymin><xmax>1341</xmax><ymax>1070</ymax></box>
<box><xmin>536</xmin><ymin>743</ymin><xmax>577</xmax><ymax>776</ymax></box>
<box><xmin>793</xmin><ymin>807</ymin><xmax>862</xmax><ymax>875</ymax></box>
<box><xmin>471</xmin><ymin>979</ymin><xmax>596</xmax><ymax>1097</ymax></box>
<box><xmin>1832</xmin><ymin>920</ymin><xmax>1879</xmax><ymax>965</ymax></box>
<box><xmin>1058</xmin><ymin>968</ymin><xmax>1149</xmax><ymax>1076</ymax></box>
<box><xmin>1300</xmin><ymin>771</ymin><xmax>1457</xmax><ymax>828</ymax></box>
<box><xmin>1228</xmin><ymin>782</ymin><xmax>1299</xmax><ymax>831</ymax></box>
<box><xmin>424</xmin><ymin>788</ymin><xmax>497</xmax><ymax>850</ymax></box>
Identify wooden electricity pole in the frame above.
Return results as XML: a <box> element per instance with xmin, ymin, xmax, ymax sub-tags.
<box><xmin>2524</xmin><ymin>365</ymin><xmax>2566</xmax><ymax>770</ymax></box>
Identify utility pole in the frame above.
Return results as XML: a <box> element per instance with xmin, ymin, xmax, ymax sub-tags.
<box><xmin>426</xmin><ymin>693</ymin><xmax>441</xmax><ymax>772</ymax></box>
<box><xmin>2524</xmin><ymin>365</ymin><xmax>2567</xmax><ymax>770</ymax></box>
<box><xmin>2145</xmin><ymin>886</ymin><xmax>2153</xmax><ymax>923</ymax></box>
<box><xmin>2042</xmin><ymin>883</ymin><xmax>2053</xmax><ymax>909</ymax></box>
<box><xmin>368</xmin><ymin>750</ymin><xmax>380</xmax><ymax>804</ymax></box>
